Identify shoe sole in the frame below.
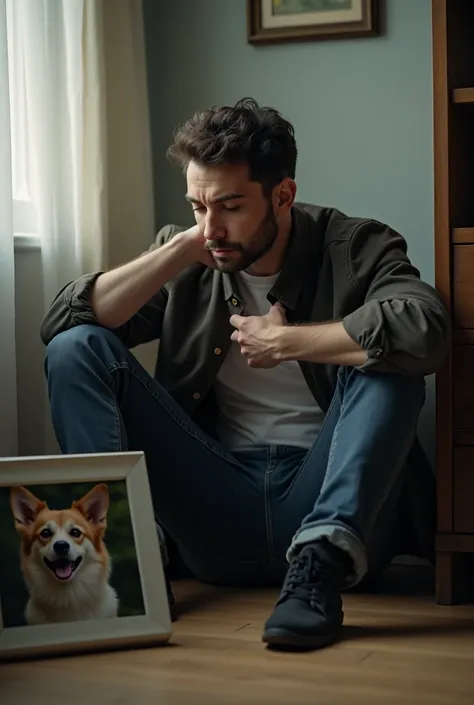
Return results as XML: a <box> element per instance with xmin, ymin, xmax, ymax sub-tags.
<box><xmin>262</xmin><ymin>627</ymin><xmax>341</xmax><ymax>651</ymax></box>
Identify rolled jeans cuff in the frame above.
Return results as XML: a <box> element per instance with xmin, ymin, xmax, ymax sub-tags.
<box><xmin>287</xmin><ymin>522</ymin><xmax>367</xmax><ymax>588</ymax></box>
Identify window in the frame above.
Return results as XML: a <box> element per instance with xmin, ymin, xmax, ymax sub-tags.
<box><xmin>6</xmin><ymin>0</ymin><xmax>38</xmax><ymax>242</ymax></box>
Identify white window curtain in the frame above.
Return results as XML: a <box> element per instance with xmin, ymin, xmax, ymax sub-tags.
<box><xmin>5</xmin><ymin>0</ymin><xmax>108</xmax><ymax>456</ymax></box>
<box><xmin>0</xmin><ymin>0</ymin><xmax>17</xmax><ymax>456</ymax></box>
<box><xmin>4</xmin><ymin>0</ymin><xmax>154</xmax><ymax>456</ymax></box>
<box><xmin>7</xmin><ymin>0</ymin><xmax>107</xmax><ymax>311</ymax></box>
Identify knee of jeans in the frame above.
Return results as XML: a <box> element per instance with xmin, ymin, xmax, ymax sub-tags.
<box><xmin>384</xmin><ymin>372</ymin><xmax>426</xmax><ymax>407</ymax></box>
<box><xmin>342</xmin><ymin>365</ymin><xmax>426</xmax><ymax>406</ymax></box>
<box><xmin>45</xmin><ymin>324</ymin><xmax>118</xmax><ymax>374</ymax></box>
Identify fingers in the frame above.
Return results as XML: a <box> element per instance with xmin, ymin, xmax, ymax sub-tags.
<box><xmin>267</xmin><ymin>302</ymin><xmax>287</xmax><ymax>324</ymax></box>
<box><xmin>230</xmin><ymin>306</ymin><xmax>285</xmax><ymax>330</ymax></box>
<box><xmin>229</xmin><ymin>314</ymin><xmax>245</xmax><ymax>329</ymax></box>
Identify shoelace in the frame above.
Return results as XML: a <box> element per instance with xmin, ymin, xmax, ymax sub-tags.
<box><xmin>281</xmin><ymin>547</ymin><xmax>335</xmax><ymax>602</ymax></box>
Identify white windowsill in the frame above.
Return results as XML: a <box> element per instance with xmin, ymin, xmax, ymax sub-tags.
<box><xmin>14</xmin><ymin>234</ymin><xmax>41</xmax><ymax>252</ymax></box>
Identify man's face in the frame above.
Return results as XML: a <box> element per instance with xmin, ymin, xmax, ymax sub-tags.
<box><xmin>185</xmin><ymin>161</ymin><xmax>279</xmax><ymax>273</ymax></box>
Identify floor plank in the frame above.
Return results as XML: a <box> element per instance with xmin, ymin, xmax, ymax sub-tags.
<box><xmin>2</xmin><ymin>565</ymin><xmax>474</xmax><ymax>705</ymax></box>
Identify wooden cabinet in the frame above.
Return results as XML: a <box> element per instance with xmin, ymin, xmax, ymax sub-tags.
<box><xmin>453</xmin><ymin>447</ymin><xmax>474</xmax><ymax>534</ymax></box>
<box><xmin>433</xmin><ymin>0</ymin><xmax>474</xmax><ymax>604</ymax></box>
<box><xmin>453</xmin><ymin>246</ymin><xmax>474</xmax><ymax>329</ymax></box>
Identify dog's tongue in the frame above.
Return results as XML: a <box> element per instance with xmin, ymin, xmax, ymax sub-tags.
<box><xmin>55</xmin><ymin>562</ymin><xmax>73</xmax><ymax>579</ymax></box>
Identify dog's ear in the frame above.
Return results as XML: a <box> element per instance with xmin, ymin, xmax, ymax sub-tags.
<box><xmin>10</xmin><ymin>486</ymin><xmax>47</xmax><ymax>530</ymax></box>
<box><xmin>73</xmin><ymin>483</ymin><xmax>109</xmax><ymax>527</ymax></box>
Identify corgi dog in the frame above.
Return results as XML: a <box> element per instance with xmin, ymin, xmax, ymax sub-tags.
<box><xmin>10</xmin><ymin>483</ymin><xmax>119</xmax><ymax>625</ymax></box>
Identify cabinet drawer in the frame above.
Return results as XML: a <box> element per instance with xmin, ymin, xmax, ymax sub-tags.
<box><xmin>453</xmin><ymin>346</ymin><xmax>474</xmax><ymax>431</ymax></box>
<box><xmin>453</xmin><ymin>245</ymin><xmax>474</xmax><ymax>328</ymax></box>
<box><xmin>454</xmin><ymin>447</ymin><xmax>474</xmax><ymax>533</ymax></box>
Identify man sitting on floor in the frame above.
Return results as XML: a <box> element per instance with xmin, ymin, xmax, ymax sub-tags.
<box><xmin>40</xmin><ymin>98</ymin><xmax>449</xmax><ymax>651</ymax></box>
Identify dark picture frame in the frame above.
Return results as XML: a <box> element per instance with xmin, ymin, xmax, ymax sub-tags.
<box><xmin>247</xmin><ymin>0</ymin><xmax>380</xmax><ymax>45</ymax></box>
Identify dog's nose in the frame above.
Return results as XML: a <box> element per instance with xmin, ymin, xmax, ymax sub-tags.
<box><xmin>53</xmin><ymin>540</ymin><xmax>70</xmax><ymax>556</ymax></box>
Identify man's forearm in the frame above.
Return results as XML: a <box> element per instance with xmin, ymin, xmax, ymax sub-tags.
<box><xmin>275</xmin><ymin>321</ymin><xmax>368</xmax><ymax>367</ymax></box>
<box><xmin>90</xmin><ymin>235</ymin><xmax>194</xmax><ymax>329</ymax></box>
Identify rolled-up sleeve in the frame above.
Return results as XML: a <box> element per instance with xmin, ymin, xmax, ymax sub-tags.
<box><xmin>39</xmin><ymin>224</ymin><xmax>183</xmax><ymax>348</ymax></box>
<box><xmin>39</xmin><ymin>271</ymin><xmax>168</xmax><ymax>349</ymax></box>
<box><xmin>341</xmin><ymin>221</ymin><xmax>450</xmax><ymax>376</ymax></box>
<box><xmin>40</xmin><ymin>272</ymin><xmax>104</xmax><ymax>345</ymax></box>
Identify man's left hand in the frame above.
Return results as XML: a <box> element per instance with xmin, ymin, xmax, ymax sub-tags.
<box><xmin>230</xmin><ymin>303</ymin><xmax>287</xmax><ymax>368</ymax></box>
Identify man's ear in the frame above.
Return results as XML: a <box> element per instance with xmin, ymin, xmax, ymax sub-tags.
<box><xmin>276</xmin><ymin>177</ymin><xmax>296</xmax><ymax>211</ymax></box>
<box><xmin>10</xmin><ymin>486</ymin><xmax>47</xmax><ymax>531</ymax></box>
<box><xmin>73</xmin><ymin>483</ymin><xmax>109</xmax><ymax>527</ymax></box>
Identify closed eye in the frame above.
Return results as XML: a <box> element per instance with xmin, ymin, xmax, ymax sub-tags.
<box><xmin>192</xmin><ymin>204</ymin><xmax>242</xmax><ymax>213</ymax></box>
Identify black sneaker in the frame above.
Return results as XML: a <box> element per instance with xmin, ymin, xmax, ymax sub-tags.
<box><xmin>262</xmin><ymin>539</ymin><xmax>350</xmax><ymax>650</ymax></box>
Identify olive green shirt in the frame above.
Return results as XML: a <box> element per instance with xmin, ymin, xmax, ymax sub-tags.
<box><xmin>40</xmin><ymin>202</ymin><xmax>450</xmax><ymax>419</ymax></box>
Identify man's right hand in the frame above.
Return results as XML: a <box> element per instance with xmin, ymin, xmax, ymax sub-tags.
<box><xmin>88</xmin><ymin>223</ymin><xmax>214</xmax><ymax>331</ymax></box>
<box><xmin>176</xmin><ymin>224</ymin><xmax>215</xmax><ymax>268</ymax></box>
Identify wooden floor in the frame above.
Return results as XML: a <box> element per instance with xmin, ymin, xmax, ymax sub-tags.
<box><xmin>2</xmin><ymin>565</ymin><xmax>474</xmax><ymax>705</ymax></box>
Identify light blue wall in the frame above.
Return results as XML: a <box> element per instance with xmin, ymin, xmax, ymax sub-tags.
<box><xmin>143</xmin><ymin>0</ymin><xmax>435</xmax><ymax>462</ymax></box>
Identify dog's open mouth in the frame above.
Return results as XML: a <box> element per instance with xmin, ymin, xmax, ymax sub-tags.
<box><xmin>43</xmin><ymin>556</ymin><xmax>82</xmax><ymax>580</ymax></box>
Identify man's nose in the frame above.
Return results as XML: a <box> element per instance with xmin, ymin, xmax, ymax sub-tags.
<box><xmin>203</xmin><ymin>215</ymin><xmax>225</xmax><ymax>241</ymax></box>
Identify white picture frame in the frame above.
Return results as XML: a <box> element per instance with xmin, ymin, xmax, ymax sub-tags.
<box><xmin>0</xmin><ymin>451</ymin><xmax>172</xmax><ymax>661</ymax></box>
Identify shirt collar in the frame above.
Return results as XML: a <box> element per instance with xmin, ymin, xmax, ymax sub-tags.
<box><xmin>222</xmin><ymin>205</ymin><xmax>318</xmax><ymax>311</ymax></box>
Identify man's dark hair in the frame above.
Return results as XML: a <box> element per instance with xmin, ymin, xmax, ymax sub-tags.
<box><xmin>166</xmin><ymin>98</ymin><xmax>297</xmax><ymax>195</ymax></box>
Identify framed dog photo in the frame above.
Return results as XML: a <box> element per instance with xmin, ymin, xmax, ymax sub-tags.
<box><xmin>0</xmin><ymin>451</ymin><xmax>172</xmax><ymax>661</ymax></box>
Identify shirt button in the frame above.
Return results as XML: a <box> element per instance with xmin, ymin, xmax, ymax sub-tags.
<box><xmin>231</xmin><ymin>298</ymin><xmax>238</xmax><ymax>306</ymax></box>
<box><xmin>192</xmin><ymin>392</ymin><xmax>201</xmax><ymax>400</ymax></box>
<box><xmin>214</xmin><ymin>347</ymin><xmax>222</xmax><ymax>355</ymax></box>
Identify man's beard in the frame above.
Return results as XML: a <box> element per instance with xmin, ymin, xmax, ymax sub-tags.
<box><xmin>205</xmin><ymin>203</ymin><xmax>278</xmax><ymax>273</ymax></box>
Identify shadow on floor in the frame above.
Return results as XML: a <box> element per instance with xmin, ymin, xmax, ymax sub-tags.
<box><xmin>171</xmin><ymin>562</ymin><xmax>440</xmax><ymax>619</ymax></box>
<box><xmin>347</xmin><ymin>561</ymin><xmax>435</xmax><ymax>596</ymax></box>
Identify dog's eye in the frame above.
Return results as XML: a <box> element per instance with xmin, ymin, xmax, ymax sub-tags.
<box><xmin>70</xmin><ymin>527</ymin><xmax>82</xmax><ymax>538</ymax></box>
<box><xmin>39</xmin><ymin>528</ymin><xmax>52</xmax><ymax>539</ymax></box>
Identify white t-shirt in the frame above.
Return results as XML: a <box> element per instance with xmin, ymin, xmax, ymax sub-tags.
<box><xmin>214</xmin><ymin>270</ymin><xmax>325</xmax><ymax>451</ymax></box>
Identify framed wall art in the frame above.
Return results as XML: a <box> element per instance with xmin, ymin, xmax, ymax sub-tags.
<box><xmin>0</xmin><ymin>451</ymin><xmax>172</xmax><ymax>661</ymax></box>
<box><xmin>247</xmin><ymin>0</ymin><xmax>380</xmax><ymax>44</ymax></box>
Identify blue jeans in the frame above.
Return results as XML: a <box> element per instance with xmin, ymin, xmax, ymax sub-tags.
<box><xmin>44</xmin><ymin>325</ymin><xmax>425</xmax><ymax>588</ymax></box>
